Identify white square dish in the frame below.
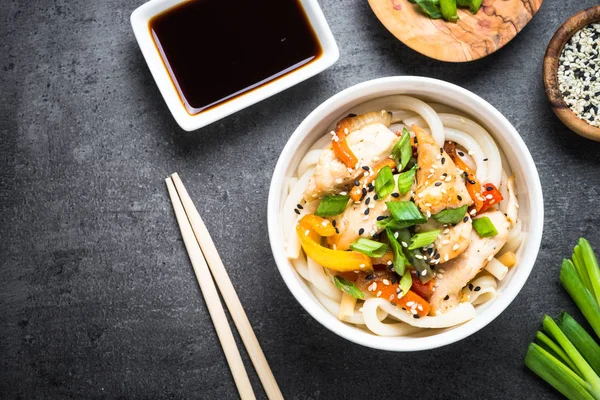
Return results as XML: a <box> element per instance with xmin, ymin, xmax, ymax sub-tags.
<box><xmin>131</xmin><ymin>0</ymin><xmax>339</xmax><ymax>131</ymax></box>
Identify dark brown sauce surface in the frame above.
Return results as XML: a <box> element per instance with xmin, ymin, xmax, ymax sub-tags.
<box><xmin>150</xmin><ymin>0</ymin><xmax>322</xmax><ymax>115</ymax></box>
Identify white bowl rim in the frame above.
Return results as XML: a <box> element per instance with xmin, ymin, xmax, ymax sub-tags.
<box><xmin>267</xmin><ymin>76</ymin><xmax>544</xmax><ymax>352</ymax></box>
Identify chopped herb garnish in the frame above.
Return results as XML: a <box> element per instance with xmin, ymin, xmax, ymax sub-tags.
<box><xmin>391</xmin><ymin>128</ymin><xmax>412</xmax><ymax>172</ymax></box>
<box><xmin>397</xmin><ymin>165</ymin><xmax>417</xmax><ymax>195</ymax></box>
<box><xmin>386</xmin><ymin>228</ymin><xmax>408</xmax><ymax>276</ymax></box>
<box><xmin>315</xmin><ymin>195</ymin><xmax>350</xmax><ymax>217</ymax></box>
<box><xmin>432</xmin><ymin>205</ymin><xmax>468</xmax><ymax>225</ymax></box>
<box><xmin>472</xmin><ymin>216</ymin><xmax>498</xmax><ymax>237</ymax></box>
<box><xmin>349</xmin><ymin>238</ymin><xmax>390</xmax><ymax>258</ymax></box>
<box><xmin>409</xmin><ymin>230</ymin><xmax>441</xmax><ymax>250</ymax></box>
<box><xmin>375</xmin><ymin>165</ymin><xmax>395</xmax><ymax>199</ymax></box>
<box><xmin>333</xmin><ymin>276</ymin><xmax>365</xmax><ymax>299</ymax></box>
<box><xmin>386</xmin><ymin>201</ymin><xmax>427</xmax><ymax>226</ymax></box>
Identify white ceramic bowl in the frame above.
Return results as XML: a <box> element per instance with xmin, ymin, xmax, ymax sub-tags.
<box><xmin>131</xmin><ymin>0</ymin><xmax>339</xmax><ymax>131</ymax></box>
<box><xmin>267</xmin><ymin>76</ymin><xmax>544</xmax><ymax>351</ymax></box>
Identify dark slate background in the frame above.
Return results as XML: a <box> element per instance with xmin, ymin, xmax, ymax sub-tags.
<box><xmin>2</xmin><ymin>0</ymin><xmax>600</xmax><ymax>398</ymax></box>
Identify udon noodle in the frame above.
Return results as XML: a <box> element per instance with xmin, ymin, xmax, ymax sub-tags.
<box><xmin>282</xmin><ymin>95</ymin><xmax>523</xmax><ymax>337</ymax></box>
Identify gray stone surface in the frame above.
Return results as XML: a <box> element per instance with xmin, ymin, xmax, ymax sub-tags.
<box><xmin>2</xmin><ymin>0</ymin><xmax>600</xmax><ymax>398</ymax></box>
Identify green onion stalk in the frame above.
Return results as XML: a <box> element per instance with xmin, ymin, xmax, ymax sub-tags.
<box><xmin>525</xmin><ymin>238</ymin><xmax>600</xmax><ymax>400</ymax></box>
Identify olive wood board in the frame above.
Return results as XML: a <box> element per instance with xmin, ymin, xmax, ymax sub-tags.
<box><xmin>368</xmin><ymin>0</ymin><xmax>543</xmax><ymax>62</ymax></box>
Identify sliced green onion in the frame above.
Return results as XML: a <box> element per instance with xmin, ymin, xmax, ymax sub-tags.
<box><xmin>577</xmin><ymin>238</ymin><xmax>600</xmax><ymax>306</ymax></box>
<box><xmin>315</xmin><ymin>195</ymin><xmax>350</xmax><ymax>217</ymax></box>
<box><xmin>333</xmin><ymin>276</ymin><xmax>365</xmax><ymax>300</ymax></box>
<box><xmin>375</xmin><ymin>165</ymin><xmax>395</xmax><ymax>199</ymax></box>
<box><xmin>386</xmin><ymin>228</ymin><xmax>407</xmax><ymax>276</ymax></box>
<box><xmin>542</xmin><ymin>315</ymin><xmax>600</xmax><ymax>392</ymax></box>
<box><xmin>413</xmin><ymin>0</ymin><xmax>443</xmax><ymax>18</ymax></box>
<box><xmin>557</xmin><ymin>313</ymin><xmax>600</xmax><ymax>376</ymax></box>
<box><xmin>396</xmin><ymin>229</ymin><xmax>434</xmax><ymax>283</ymax></box>
<box><xmin>525</xmin><ymin>343</ymin><xmax>595</xmax><ymax>400</ymax></box>
<box><xmin>396</xmin><ymin>165</ymin><xmax>417</xmax><ymax>195</ymax></box>
<box><xmin>469</xmin><ymin>0</ymin><xmax>483</xmax><ymax>14</ymax></box>
<box><xmin>560</xmin><ymin>259</ymin><xmax>600</xmax><ymax>339</ymax></box>
<box><xmin>376</xmin><ymin>217</ymin><xmax>417</xmax><ymax>231</ymax></box>
<box><xmin>440</xmin><ymin>0</ymin><xmax>458</xmax><ymax>22</ymax></box>
<box><xmin>392</xmin><ymin>128</ymin><xmax>413</xmax><ymax>172</ymax></box>
<box><xmin>349</xmin><ymin>238</ymin><xmax>390</xmax><ymax>258</ymax></box>
<box><xmin>386</xmin><ymin>201</ymin><xmax>427</xmax><ymax>226</ymax></box>
<box><xmin>472</xmin><ymin>216</ymin><xmax>498</xmax><ymax>237</ymax></box>
<box><xmin>408</xmin><ymin>230</ymin><xmax>441</xmax><ymax>250</ymax></box>
<box><xmin>432</xmin><ymin>205</ymin><xmax>468</xmax><ymax>225</ymax></box>
<box><xmin>398</xmin><ymin>272</ymin><xmax>412</xmax><ymax>299</ymax></box>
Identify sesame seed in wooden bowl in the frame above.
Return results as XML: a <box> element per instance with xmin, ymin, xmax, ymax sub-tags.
<box><xmin>543</xmin><ymin>6</ymin><xmax>600</xmax><ymax>141</ymax></box>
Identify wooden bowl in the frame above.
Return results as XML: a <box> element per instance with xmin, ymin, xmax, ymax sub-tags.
<box><xmin>368</xmin><ymin>0</ymin><xmax>543</xmax><ymax>62</ymax></box>
<box><xmin>543</xmin><ymin>6</ymin><xmax>600</xmax><ymax>141</ymax></box>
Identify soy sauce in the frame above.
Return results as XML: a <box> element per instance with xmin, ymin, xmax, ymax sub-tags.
<box><xmin>150</xmin><ymin>0</ymin><xmax>322</xmax><ymax>115</ymax></box>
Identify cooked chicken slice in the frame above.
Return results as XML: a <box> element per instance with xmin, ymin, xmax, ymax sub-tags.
<box><xmin>418</xmin><ymin>217</ymin><xmax>472</xmax><ymax>264</ymax></box>
<box><xmin>412</xmin><ymin>125</ymin><xmax>472</xmax><ymax>216</ymax></box>
<box><xmin>429</xmin><ymin>210</ymin><xmax>510</xmax><ymax>314</ymax></box>
<box><xmin>326</xmin><ymin>180</ymin><xmax>412</xmax><ymax>251</ymax></box>
<box><xmin>303</xmin><ymin>123</ymin><xmax>398</xmax><ymax>201</ymax></box>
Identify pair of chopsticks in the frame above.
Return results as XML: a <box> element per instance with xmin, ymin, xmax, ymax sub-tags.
<box><xmin>166</xmin><ymin>173</ymin><xmax>283</xmax><ymax>400</ymax></box>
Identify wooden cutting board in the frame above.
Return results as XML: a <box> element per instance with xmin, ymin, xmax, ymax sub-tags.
<box><xmin>368</xmin><ymin>0</ymin><xmax>543</xmax><ymax>62</ymax></box>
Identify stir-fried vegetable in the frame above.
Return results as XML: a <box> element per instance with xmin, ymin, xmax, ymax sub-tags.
<box><xmin>331</xmin><ymin>111</ymin><xmax>393</xmax><ymax>169</ymax></box>
<box><xmin>396</xmin><ymin>229</ymin><xmax>434</xmax><ymax>282</ymax></box>
<box><xmin>386</xmin><ymin>201</ymin><xmax>427</xmax><ymax>227</ymax></box>
<box><xmin>392</xmin><ymin>128</ymin><xmax>413</xmax><ymax>171</ymax></box>
<box><xmin>409</xmin><ymin>270</ymin><xmax>435</xmax><ymax>300</ymax></box>
<box><xmin>350</xmin><ymin>238</ymin><xmax>390</xmax><ymax>258</ymax></box>
<box><xmin>374</xmin><ymin>165</ymin><xmax>395</xmax><ymax>199</ymax></box>
<box><xmin>349</xmin><ymin>158</ymin><xmax>396</xmax><ymax>201</ymax></box>
<box><xmin>432</xmin><ymin>205</ymin><xmax>468</xmax><ymax>225</ymax></box>
<box><xmin>334</xmin><ymin>276</ymin><xmax>365</xmax><ymax>299</ymax></box>
<box><xmin>397</xmin><ymin>165</ymin><xmax>417</xmax><ymax>195</ymax></box>
<box><xmin>444</xmin><ymin>141</ymin><xmax>484</xmax><ymax>212</ymax></box>
<box><xmin>408</xmin><ymin>230</ymin><xmax>441</xmax><ymax>250</ymax></box>
<box><xmin>374</xmin><ymin>280</ymin><xmax>431</xmax><ymax>317</ymax></box>
<box><xmin>386</xmin><ymin>228</ymin><xmax>408</xmax><ymax>276</ymax></box>
<box><xmin>296</xmin><ymin>214</ymin><xmax>373</xmax><ymax>272</ymax></box>
<box><xmin>480</xmin><ymin>183</ymin><xmax>504</xmax><ymax>213</ymax></box>
<box><xmin>315</xmin><ymin>194</ymin><xmax>350</xmax><ymax>217</ymax></box>
<box><xmin>472</xmin><ymin>216</ymin><xmax>498</xmax><ymax>237</ymax></box>
<box><xmin>525</xmin><ymin>238</ymin><xmax>600</xmax><ymax>400</ymax></box>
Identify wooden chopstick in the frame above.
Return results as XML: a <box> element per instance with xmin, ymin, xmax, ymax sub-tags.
<box><xmin>165</xmin><ymin>177</ymin><xmax>256</xmax><ymax>400</ymax></box>
<box><xmin>171</xmin><ymin>173</ymin><xmax>284</xmax><ymax>400</ymax></box>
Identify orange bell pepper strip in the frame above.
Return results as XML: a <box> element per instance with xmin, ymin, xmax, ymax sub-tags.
<box><xmin>375</xmin><ymin>281</ymin><xmax>430</xmax><ymax>317</ymax></box>
<box><xmin>444</xmin><ymin>141</ymin><xmax>483</xmax><ymax>212</ymax></box>
<box><xmin>479</xmin><ymin>183</ymin><xmax>504</xmax><ymax>213</ymax></box>
<box><xmin>332</xmin><ymin>124</ymin><xmax>359</xmax><ymax>169</ymax></box>
<box><xmin>409</xmin><ymin>270</ymin><xmax>435</xmax><ymax>301</ymax></box>
<box><xmin>349</xmin><ymin>158</ymin><xmax>396</xmax><ymax>201</ymax></box>
<box><xmin>296</xmin><ymin>214</ymin><xmax>373</xmax><ymax>272</ymax></box>
<box><xmin>332</xmin><ymin>111</ymin><xmax>393</xmax><ymax>169</ymax></box>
